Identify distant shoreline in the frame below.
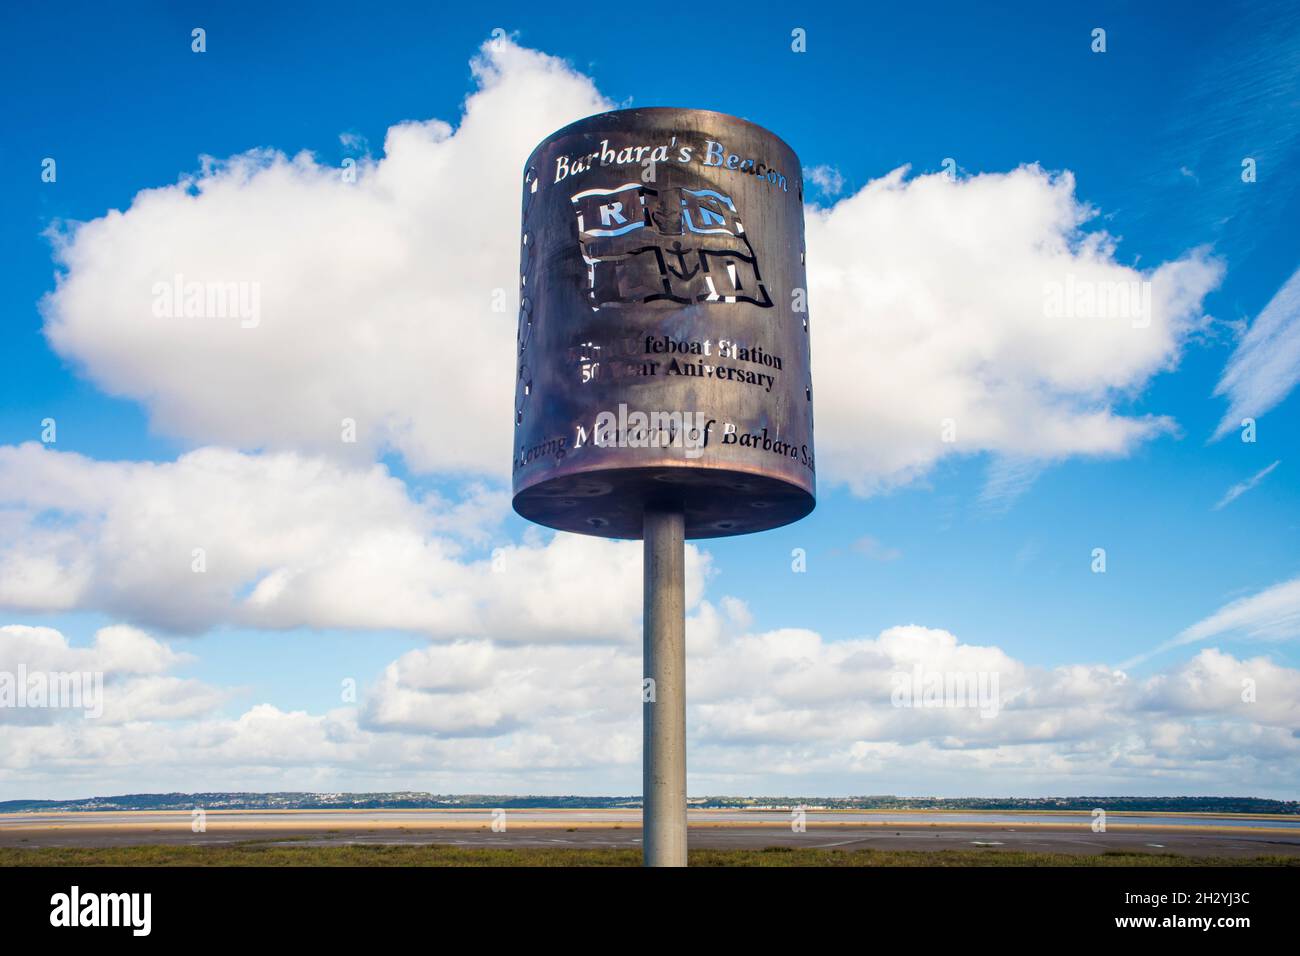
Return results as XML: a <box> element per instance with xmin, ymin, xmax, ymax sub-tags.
<box><xmin>4</xmin><ymin>806</ymin><xmax>1299</xmax><ymax>821</ymax></box>
<box><xmin>3</xmin><ymin>794</ymin><xmax>1297</xmax><ymax>817</ymax></box>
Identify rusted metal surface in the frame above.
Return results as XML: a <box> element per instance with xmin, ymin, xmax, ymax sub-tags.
<box><xmin>512</xmin><ymin>108</ymin><xmax>815</xmax><ymax>539</ymax></box>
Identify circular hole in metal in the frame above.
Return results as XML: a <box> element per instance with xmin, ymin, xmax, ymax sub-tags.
<box><xmin>750</xmin><ymin>500</ymin><xmax>772</xmax><ymax>509</ymax></box>
<box><xmin>587</xmin><ymin>516</ymin><xmax>609</xmax><ymax>528</ymax></box>
<box><xmin>806</xmin><ymin>385</ymin><xmax>812</xmax><ymax>401</ymax></box>
<box><xmin>715</xmin><ymin>520</ymin><xmax>736</xmax><ymax>530</ymax></box>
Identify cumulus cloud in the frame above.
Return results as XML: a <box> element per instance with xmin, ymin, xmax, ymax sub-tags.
<box><xmin>807</xmin><ymin>165</ymin><xmax>1224</xmax><ymax>493</ymax></box>
<box><xmin>41</xmin><ymin>40</ymin><xmax>611</xmax><ymax>476</ymax></box>
<box><xmin>0</xmin><ymin>443</ymin><xmax>708</xmax><ymax>637</ymax></box>
<box><xmin>0</xmin><ymin>624</ymin><xmax>185</xmax><ymax>679</ymax></box>
<box><xmin>1211</xmin><ymin>265</ymin><xmax>1300</xmax><ymax>440</ymax></box>
<box><xmin>1137</xmin><ymin>647</ymin><xmax>1300</xmax><ymax>727</ymax></box>
<box><xmin>0</xmin><ymin>624</ymin><xmax>225</xmax><ymax>725</ymax></box>
<box><xmin>361</xmin><ymin>641</ymin><xmax>638</xmax><ymax>737</ymax></box>
<box><xmin>39</xmin><ymin>41</ymin><xmax>1222</xmax><ymax>498</ymax></box>
<box><xmin>4</xmin><ymin>618</ymin><xmax>1297</xmax><ymax>797</ymax></box>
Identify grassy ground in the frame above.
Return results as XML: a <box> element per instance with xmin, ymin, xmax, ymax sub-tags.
<box><xmin>1</xmin><ymin>843</ymin><xmax>1296</xmax><ymax>867</ymax></box>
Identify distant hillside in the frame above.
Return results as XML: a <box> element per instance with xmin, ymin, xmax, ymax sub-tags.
<box><xmin>1</xmin><ymin>792</ymin><xmax>1296</xmax><ymax>814</ymax></box>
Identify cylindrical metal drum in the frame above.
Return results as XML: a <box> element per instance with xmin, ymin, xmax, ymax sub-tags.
<box><xmin>512</xmin><ymin>107</ymin><xmax>815</xmax><ymax>539</ymax></box>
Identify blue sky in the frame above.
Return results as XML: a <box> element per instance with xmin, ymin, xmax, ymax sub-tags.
<box><xmin>1</xmin><ymin>1</ymin><xmax>1298</xmax><ymax>799</ymax></box>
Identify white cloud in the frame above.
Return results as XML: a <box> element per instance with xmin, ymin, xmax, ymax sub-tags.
<box><xmin>1211</xmin><ymin>266</ymin><xmax>1300</xmax><ymax>439</ymax></box>
<box><xmin>1121</xmin><ymin>575</ymin><xmax>1300</xmax><ymax>667</ymax></box>
<box><xmin>39</xmin><ymin>42</ymin><xmax>1223</xmax><ymax>499</ymax></box>
<box><xmin>361</xmin><ymin>641</ymin><xmax>637</xmax><ymax>737</ymax></box>
<box><xmin>0</xmin><ymin>624</ymin><xmax>225</xmax><ymax>725</ymax></box>
<box><xmin>806</xmin><ymin>163</ymin><xmax>845</xmax><ymax>196</ymax></box>
<box><xmin>4</xmin><ymin>619</ymin><xmax>1297</xmax><ymax>797</ymax></box>
<box><xmin>807</xmin><ymin>165</ymin><xmax>1223</xmax><ymax>493</ymax></box>
<box><xmin>1137</xmin><ymin>648</ymin><xmax>1300</xmax><ymax>727</ymax></box>
<box><xmin>0</xmin><ymin>624</ymin><xmax>184</xmax><ymax>677</ymax></box>
<box><xmin>1213</xmin><ymin>459</ymin><xmax>1280</xmax><ymax>510</ymax></box>
<box><xmin>41</xmin><ymin>40</ymin><xmax>612</xmax><ymax>476</ymax></box>
<box><xmin>0</xmin><ymin>443</ymin><xmax>708</xmax><ymax>638</ymax></box>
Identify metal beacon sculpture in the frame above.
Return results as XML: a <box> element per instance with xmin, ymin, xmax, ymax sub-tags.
<box><xmin>512</xmin><ymin>108</ymin><xmax>815</xmax><ymax>866</ymax></box>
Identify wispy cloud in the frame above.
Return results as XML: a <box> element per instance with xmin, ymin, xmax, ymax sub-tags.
<box><xmin>806</xmin><ymin>164</ymin><xmax>845</xmax><ymax>197</ymax></box>
<box><xmin>1142</xmin><ymin>0</ymin><xmax>1300</xmax><ymax>255</ymax></box>
<box><xmin>1212</xmin><ymin>267</ymin><xmax>1300</xmax><ymax>439</ymax></box>
<box><xmin>1213</xmin><ymin>460</ymin><xmax>1281</xmax><ymax>510</ymax></box>
<box><xmin>1120</xmin><ymin>575</ymin><xmax>1300</xmax><ymax>669</ymax></box>
<box><xmin>850</xmin><ymin>535</ymin><xmax>902</xmax><ymax>562</ymax></box>
<box><xmin>979</xmin><ymin>457</ymin><xmax>1045</xmax><ymax>514</ymax></box>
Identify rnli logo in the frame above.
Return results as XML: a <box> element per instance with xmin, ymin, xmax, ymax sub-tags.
<box><xmin>571</xmin><ymin>183</ymin><xmax>772</xmax><ymax>309</ymax></box>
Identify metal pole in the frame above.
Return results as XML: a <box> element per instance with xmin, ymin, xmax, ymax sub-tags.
<box><xmin>643</xmin><ymin>505</ymin><xmax>687</xmax><ymax>867</ymax></box>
